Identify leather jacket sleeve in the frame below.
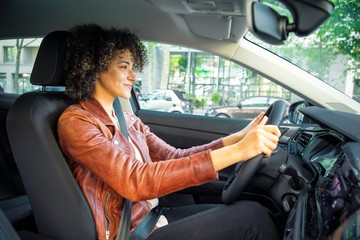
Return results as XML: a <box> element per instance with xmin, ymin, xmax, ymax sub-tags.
<box><xmin>58</xmin><ymin>104</ymin><xmax>222</xmax><ymax>202</ymax></box>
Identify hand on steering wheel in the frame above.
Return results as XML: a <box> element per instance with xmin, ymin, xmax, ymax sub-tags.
<box><xmin>222</xmin><ymin>100</ymin><xmax>287</xmax><ymax>204</ymax></box>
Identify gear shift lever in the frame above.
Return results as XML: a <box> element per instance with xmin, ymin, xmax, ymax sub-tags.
<box><xmin>278</xmin><ymin>164</ymin><xmax>303</xmax><ymax>190</ymax></box>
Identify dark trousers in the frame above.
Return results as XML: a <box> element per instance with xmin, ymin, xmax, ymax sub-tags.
<box><xmin>147</xmin><ymin>201</ymin><xmax>281</xmax><ymax>240</ymax></box>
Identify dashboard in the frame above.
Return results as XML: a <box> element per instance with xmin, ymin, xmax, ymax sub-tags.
<box><xmin>282</xmin><ymin>106</ymin><xmax>360</xmax><ymax>239</ymax></box>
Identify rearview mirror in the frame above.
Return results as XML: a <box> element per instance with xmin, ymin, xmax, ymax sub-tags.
<box><xmin>280</xmin><ymin>0</ymin><xmax>334</xmax><ymax>36</ymax></box>
<box><xmin>247</xmin><ymin>2</ymin><xmax>289</xmax><ymax>45</ymax></box>
<box><xmin>247</xmin><ymin>0</ymin><xmax>334</xmax><ymax>45</ymax></box>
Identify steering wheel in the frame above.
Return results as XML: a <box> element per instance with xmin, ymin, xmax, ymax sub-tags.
<box><xmin>222</xmin><ymin>100</ymin><xmax>287</xmax><ymax>204</ymax></box>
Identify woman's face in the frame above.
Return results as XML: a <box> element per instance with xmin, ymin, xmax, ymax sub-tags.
<box><xmin>96</xmin><ymin>49</ymin><xmax>136</xmax><ymax>100</ymax></box>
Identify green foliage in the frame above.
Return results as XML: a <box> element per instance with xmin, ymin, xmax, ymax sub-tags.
<box><xmin>317</xmin><ymin>0</ymin><xmax>360</xmax><ymax>79</ymax></box>
<box><xmin>176</xmin><ymin>84</ymin><xmax>185</xmax><ymax>91</ymax></box>
<box><xmin>169</xmin><ymin>53</ymin><xmax>187</xmax><ymax>77</ymax></box>
<box><xmin>178</xmin><ymin>55</ymin><xmax>188</xmax><ymax>72</ymax></box>
<box><xmin>211</xmin><ymin>92</ymin><xmax>222</xmax><ymax>105</ymax></box>
<box><xmin>194</xmin><ymin>97</ymin><xmax>206</xmax><ymax>108</ymax></box>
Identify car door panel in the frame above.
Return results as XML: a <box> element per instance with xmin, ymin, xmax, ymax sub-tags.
<box><xmin>136</xmin><ymin>109</ymin><xmax>251</xmax><ymax>145</ymax></box>
<box><xmin>136</xmin><ymin>109</ymin><xmax>252</xmax><ymax>205</ymax></box>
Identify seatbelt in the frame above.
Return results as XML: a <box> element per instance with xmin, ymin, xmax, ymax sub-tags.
<box><xmin>116</xmin><ymin>199</ymin><xmax>132</xmax><ymax>240</ymax></box>
<box><xmin>129</xmin><ymin>207</ymin><xmax>164</xmax><ymax>240</ymax></box>
<box><xmin>113</xmin><ymin>97</ymin><xmax>163</xmax><ymax>240</ymax></box>
<box><xmin>113</xmin><ymin>97</ymin><xmax>132</xmax><ymax>240</ymax></box>
<box><xmin>113</xmin><ymin>97</ymin><xmax>129</xmax><ymax>139</ymax></box>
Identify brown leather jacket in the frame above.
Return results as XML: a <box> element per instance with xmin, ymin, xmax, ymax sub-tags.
<box><xmin>57</xmin><ymin>99</ymin><xmax>223</xmax><ymax>240</ymax></box>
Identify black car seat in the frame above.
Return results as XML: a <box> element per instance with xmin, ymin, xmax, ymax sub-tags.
<box><xmin>0</xmin><ymin>92</ymin><xmax>32</xmax><ymax>225</ymax></box>
<box><xmin>0</xmin><ymin>93</ymin><xmax>23</xmax><ymax>200</ymax></box>
<box><xmin>6</xmin><ymin>31</ymin><xmax>97</xmax><ymax>239</ymax></box>
<box><xmin>0</xmin><ymin>207</ymin><xmax>21</xmax><ymax>240</ymax></box>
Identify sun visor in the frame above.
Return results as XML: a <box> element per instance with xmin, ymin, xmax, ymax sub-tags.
<box><xmin>145</xmin><ymin>0</ymin><xmax>247</xmax><ymax>41</ymax></box>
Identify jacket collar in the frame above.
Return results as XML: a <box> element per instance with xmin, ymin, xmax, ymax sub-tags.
<box><xmin>78</xmin><ymin>98</ymin><xmax>135</xmax><ymax>130</ymax></box>
<box><xmin>79</xmin><ymin>98</ymin><xmax>113</xmax><ymax>126</ymax></box>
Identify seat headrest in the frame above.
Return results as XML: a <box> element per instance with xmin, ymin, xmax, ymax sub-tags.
<box><xmin>30</xmin><ymin>31</ymin><xmax>69</xmax><ymax>86</ymax></box>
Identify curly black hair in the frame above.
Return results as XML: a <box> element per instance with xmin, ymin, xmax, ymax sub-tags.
<box><xmin>64</xmin><ymin>24</ymin><xmax>148</xmax><ymax>101</ymax></box>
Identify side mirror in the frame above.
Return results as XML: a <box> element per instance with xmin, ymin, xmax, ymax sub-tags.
<box><xmin>288</xmin><ymin>100</ymin><xmax>313</xmax><ymax>124</ymax></box>
<box><xmin>237</xmin><ymin>102</ymin><xmax>243</xmax><ymax>109</ymax></box>
<box><xmin>165</xmin><ymin>97</ymin><xmax>172</xmax><ymax>101</ymax></box>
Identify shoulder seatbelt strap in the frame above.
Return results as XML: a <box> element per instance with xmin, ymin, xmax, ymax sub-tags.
<box><xmin>113</xmin><ymin>97</ymin><xmax>163</xmax><ymax>240</ymax></box>
<box><xmin>113</xmin><ymin>97</ymin><xmax>129</xmax><ymax>139</ymax></box>
<box><xmin>113</xmin><ymin>97</ymin><xmax>132</xmax><ymax>240</ymax></box>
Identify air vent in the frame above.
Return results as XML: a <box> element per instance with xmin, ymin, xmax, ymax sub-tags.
<box><xmin>298</xmin><ymin>132</ymin><xmax>312</xmax><ymax>148</ymax></box>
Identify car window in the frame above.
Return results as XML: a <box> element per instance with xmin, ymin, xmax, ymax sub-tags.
<box><xmin>0</xmin><ymin>38</ymin><xmax>42</xmax><ymax>93</ymax></box>
<box><xmin>268</xmin><ymin>98</ymin><xmax>280</xmax><ymax>104</ymax></box>
<box><xmin>152</xmin><ymin>93</ymin><xmax>163</xmax><ymax>100</ymax></box>
<box><xmin>137</xmin><ymin>42</ymin><xmax>298</xmax><ymax>117</ymax></box>
<box><xmin>240</xmin><ymin>97</ymin><xmax>269</xmax><ymax>107</ymax></box>
<box><xmin>0</xmin><ymin>37</ymin><xmax>298</xmax><ymax>119</ymax></box>
<box><xmin>164</xmin><ymin>91</ymin><xmax>172</xmax><ymax>101</ymax></box>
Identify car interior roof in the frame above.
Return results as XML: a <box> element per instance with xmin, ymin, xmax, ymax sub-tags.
<box><xmin>0</xmin><ymin>0</ymin><xmax>248</xmax><ymax>48</ymax></box>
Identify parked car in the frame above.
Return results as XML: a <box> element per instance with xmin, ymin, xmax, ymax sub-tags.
<box><xmin>205</xmin><ymin>96</ymin><xmax>290</xmax><ymax>119</ymax></box>
<box><xmin>139</xmin><ymin>89</ymin><xmax>193</xmax><ymax>114</ymax></box>
<box><xmin>0</xmin><ymin>0</ymin><xmax>359</xmax><ymax>240</ymax></box>
<box><xmin>132</xmin><ymin>84</ymin><xmax>143</xmax><ymax>100</ymax></box>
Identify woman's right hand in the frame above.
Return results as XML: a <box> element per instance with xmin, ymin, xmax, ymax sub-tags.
<box><xmin>222</xmin><ymin>111</ymin><xmax>267</xmax><ymax>147</ymax></box>
<box><xmin>210</xmin><ymin>124</ymin><xmax>280</xmax><ymax>171</ymax></box>
<box><xmin>234</xmin><ymin>124</ymin><xmax>281</xmax><ymax>160</ymax></box>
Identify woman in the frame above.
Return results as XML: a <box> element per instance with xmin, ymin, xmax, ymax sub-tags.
<box><xmin>57</xmin><ymin>24</ymin><xmax>281</xmax><ymax>240</ymax></box>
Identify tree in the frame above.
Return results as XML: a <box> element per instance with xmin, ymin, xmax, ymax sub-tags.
<box><xmin>317</xmin><ymin>0</ymin><xmax>360</xmax><ymax>80</ymax></box>
<box><xmin>211</xmin><ymin>92</ymin><xmax>222</xmax><ymax>106</ymax></box>
<box><xmin>168</xmin><ymin>52</ymin><xmax>188</xmax><ymax>90</ymax></box>
<box><xmin>14</xmin><ymin>38</ymin><xmax>37</xmax><ymax>93</ymax></box>
<box><xmin>252</xmin><ymin>0</ymin><xmax>359</xmax><ymax>95</ymax></box>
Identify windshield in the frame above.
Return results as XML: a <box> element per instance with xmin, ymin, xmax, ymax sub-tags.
<box><xmin>245</xmin><ymin>0</ymin><xmax>360</xmax><ymax>103</ymax></box>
